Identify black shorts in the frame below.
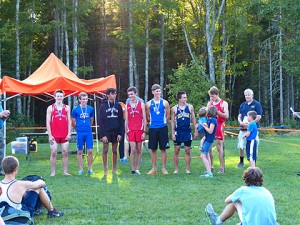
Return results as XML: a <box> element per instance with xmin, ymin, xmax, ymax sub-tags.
<box><xmin>148</xmin><ymin>126</ymin><xmax>170</xmax><ymax>150</ymax></box>
<box><xmin>22</xmin><ymin>191</ymin><xmax>39</xmax><ymax>217</ymax></box>
<box><xmin>105</xmin><ymin>131</ymin><xmax>119</xmax><ymax>143</ymax></box>
<box><xmin>174</xmin><ymin>140</ymin><xmax>192</xmax><ymax>147</ymax></box>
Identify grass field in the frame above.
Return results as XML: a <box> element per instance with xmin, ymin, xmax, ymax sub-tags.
<box><xmin>6</xmin><ymin>134</ymin><xmax>300</xmax><ymax>225</ymax></box>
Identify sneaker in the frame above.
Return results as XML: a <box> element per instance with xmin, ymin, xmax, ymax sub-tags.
<box><xmin>297</xmin><ymin>172</ymin><xmax>300</xmax><ymax>176</ymax></box>
<box><xmin>200</xmin><ymin>173</ymin><xmax>213</xmax><ymax>178</ymax></box>
<box><xmin>186</xmin><ymin>170</ymin><xmax>191</xmax><ymax>174</ymax></box>
<box><xmin>78</xmin><ymin>170</ymin><xmax>83</xmax><ymax>176</ymax></box>
<box><xmin>147</xmin><ymin>168</ymin><xmax>157</xmax><ymax>175</ymax></box>
<box><xmin>173</xmin><ymin>170</ymin><xmax>178</xmax><ymax>174</ymax></box>
<box><xmin>47</xmin><ymin>208</ymin><xmax>64</xmax><ymax>218</ymax></box>
<box><xmin>211</xmin><ymin>167</ymin><xmax>214</xmax><ymax>172</ymax></box>
<box><xmin>131</xmin><ymin>170</ymin><xmax>136</xmax><ymax>174</ymax></box>
<box><xmin>135</xmin><ymin>170</ymin><xmax>141</xmax><ymax>175</ymax></box>
<box><xmin>88</xmin><ymin>169</ymin><xmax>94</xmax><ymax>175</ymax></box>
<box><xmin>123</xmin><ymin>158</ymin><xmax>128</xmax><ymax>163</ymax></box>
<box><xmin>237</xmin><ymin>162</ymin><xmax>244</xmax><ymax>168</ymax></box>
<box><xmin>161</xmin><ymin>168</ymin><xmax>169</xmax><ymax>175</ymax></box>
<box><xmin>217</xmin><ymin>168</ymin><xmax>225</xmax><ymax>174</ymax></box>
<box><xmin>205</xmin><ymin>203</ymin><xmax>219</xmax><ymax>225</ymax></box>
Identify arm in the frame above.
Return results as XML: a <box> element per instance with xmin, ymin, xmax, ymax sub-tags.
<box><xmin>21</xmin><ymin>179</ymin><xmax>46</xmax><ymax>190</ymax></box>
<box><xmin>164</xmin><ymin>100</ymin><xmax>170</xmax><ymax>122</ymax></box>
<box><xmin>141</xmin><ymin>102</ymin><xmax>147</xmax><ymax>140</ymax></box>
<box><xmin>170</xmin><ymin>106</ymin><xmax>176</xmax><ymax>141</ymax></box>
<box><xmin>145</xmin><ymin>101</ymin><xmax>150</xmax><ymax>124</ymax></box>
<box><xmin>203</xmin><ymin>122</ymin><xmax>215</xmax><ymax>134</ymax></box>
<box><xmin>71</xmin><ymin>118</ymin><xmax>76</xmax><ymax>130</ymax></box>
<box><xmin>46</xmin><ymin>106</ymin><xmax>54</xmax><ymax>144</ymax></box>
<box><xmin>243</xmin><ymin>131</ymin><xmax>251</xmax><ymax>138</ymax></box>
<box><xmin>66</xmin><ymin>105</ymin><xmax>72</xmax><ymax>140</ymax></box>
<box><xmin>225</xmin><ymin>194</ymin><xmax>233</xmax><ymax>204</ymax></box>
<box><xmin>117</xmin><ymin>104</ymin><xmax>124</xmax><ymax>141</ymax></box>
<box><xmin>190</xmin><ymin>105</ymin><xmax>198</xmax><ymax>138</ymax></box>
<box><xmin>218</xmin><ymin>100</ymin><xmax>229</xmax><ymax>119</ymax></box>
<box><xmin>124</xmin><ymin>104</ymin><xmax>129</xmax><ymax>136</ymax></box>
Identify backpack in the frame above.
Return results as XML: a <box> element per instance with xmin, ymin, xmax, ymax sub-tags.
<box><xmin>0</xmin><ymin>202</ymin><xmax>33</xmax><ymax>225</ymax></box>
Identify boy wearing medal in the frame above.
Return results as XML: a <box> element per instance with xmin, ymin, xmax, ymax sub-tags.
<box><xmin>171</xmin><ymin>91</ymin><xmax>198</xmax><ymax>174</ymax></box>
<box><xmin>71</xmin><ymin>92</ymin><xmax>95</xmax><ymax>176</ymax></box>
<box><xmin>98</xmin><ymin>88</ymin><xmax>124</xmax><ymax>175</ymax></box>
<box><xmin>46</xmin><ymin>90</ymin><xmax>71</xmax><ymax>176</ymax></box>
<box><xmin>125</xmin><ymin>86</ymin><xmax>147</xmax><ymax>174</ymax></box>
<box><xmin>145</xmin><ymin>84</ymin><xmax>170</xmax><ymax>175</ymax></box>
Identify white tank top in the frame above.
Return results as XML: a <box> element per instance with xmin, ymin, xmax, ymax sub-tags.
<box><xmin>0</xmin><ymin>179</ymin><xmax>22</xmax><ymax>210</ymax></box>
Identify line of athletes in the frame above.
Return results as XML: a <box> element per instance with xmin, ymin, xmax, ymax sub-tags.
<box><xmin>46</xmin><ymin>85</ymin><xmax>262</xmax><ymax>177</ymax></box>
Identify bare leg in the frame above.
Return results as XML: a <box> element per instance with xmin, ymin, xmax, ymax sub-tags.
<box><xmin>35</xmin><ymin>188</ymin><xmax>54</xmax><ymax>211</ymax></box>
<box><xmin>173</xmin><ymin>146</ymin><xmax>180</xmax><ymax>172</ymax></box>
<box><xmin>239</xmin><ymin>148</ymin><xmax>244</xmax><ymax>158</ymax></box>
<box><xmin>124</xmin><ymin>141</ymin><xmax>129</xmax><ymax>158</ymax></box>
<box><xmin>129</xmin><ymin>142</ymin><xmax>137</xmax><ymax>171</ymax></box>
<box><xmin>161</xmin><ymin>149</ymin><xmax>167</xmax><ymax>169</ymax></box>
<box><xmin>200</xmin><ymin>153</ymin><xmax>212</xmax><ymax>174</ymax></box>
<box><xmin>77</xmin><ymin>150</ymin><xmax>83</xmax><ymax>171</ymax></box>
<box><xmin>50</xmin><ymin>142</ymin><xmax>58</xmax><ymax>176</ymax></box>
<box><xmin>136</xmin><ymin>142</ymin><xmax>142</xmax><ymax>170</ymax></box>
<box><xmin>216</xmin><ymin>139</ymin><xmax>225</xmax><ymax>171</ymax></box>
<box><xmin>61</xmin><ymin>142</ymin><xmax>70</xmax><ymax>175</ymax></box>
<box><xmin>111</xmin><ymin>142</ymin><xmax>118</xmax><ymax>173</ymax></box>
<box><xmin>87</xmin><ymin>149</ymin><xmax>93</xmax><ymax>170</ymax></box>
<box><xmin>151</xmin><ymin>150</ymin><xmax>157</xmax><ymax>169</ymax></box>
<box><xmin>250</xmin><ymin>159</ymin><xmax>256</xmax><ymax>167</ymax></box>
<box><xmin>219</xmin><ymin>202</ymin><xmax>238</xmax><ymax>222</ymax></box>
<box><xmin>102</xmin><ymin>142</ymin><xmax>109</xmax><ymax>175</ymax></box>
<box><xmin>209</xmin><ymin>147</ymin><xmax>214</xmax><ymax>170</ymax></box>
<box><xmin>185</xmin><ymin>146</ymin><xmax>191</xmax><ymax>172</ymax></box>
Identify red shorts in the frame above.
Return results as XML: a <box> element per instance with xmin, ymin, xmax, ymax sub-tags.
<box><xmin>127</xmin><ymin>130</ymin><xmax>144</xmax><ymax>142</ymax></box>
<box><xmin>215</xmin><ymin>123</ymin><xmax>225</xmax><ymax>140</ymax></box>
<box><xmin>54</xmin><ymin>137</ymin><xmax>68</xmax><ymax>144</ymax></box>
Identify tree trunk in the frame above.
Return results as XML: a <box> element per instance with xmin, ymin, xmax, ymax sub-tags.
<box><xmin>72</xmin><ymin>0</ymin><xmax>78</xmax><ymax>107</ymax></box>
<box><xmin>128</xmin><ymin>0</ymin><xmax>134</xmax><ymax>86</ymax></box>
<box><xmin>269</xmin><ymin>38</ymin><xmax>274</xmax><ymax>125</ymax></box>
<box><xmin>160</xmin><ymin>13</ymin><xmax>165</xmax><ymax>95</ymax></box>
<box><xmin>16</xmin><ymin>0</ymin><xmax>21</xmax><ymax>114</ymax></box>
<box><xmin>279</xmin><ymin>11</ymin><xmax>283</xmax><ymax>124</ymax></box>
<box><xmin>219</xmin><ymin>3</ymin><xmax>227</xmax><ymax>98</ymax></box>
<box><xmin>144</xmin><ymin>12</ymin><xmax>149</xmax><ymax>102</ymax></box>
<box><xmin>0</xmin><ymin>42</ymin><xmax>2</xmax><ymax>78</ymax></box>
<box><xmin>133</xmin><ymin>48</ymin><xmax>139</xmax><ymax>89</ymax></box>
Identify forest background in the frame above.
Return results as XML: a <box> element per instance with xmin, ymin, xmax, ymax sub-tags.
<box><xmin>1</xmin><ymin>0</ymin><xmax>300</xmax><ymax>129</ymax></box>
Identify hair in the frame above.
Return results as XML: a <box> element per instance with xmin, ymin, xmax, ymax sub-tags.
<box><xmin>176</xmin><ymin>91</ymin><xmax>186</xmax><ymax>100</ymax></box>
<box><xmin>151</xmin><ymin>84</ymin><xmax>161</xmax><ymax>91</ymax></box>
<box><xmin>105</xmin><ymin>88</ymin><xmax>117</xmax><ymax>95</ymax></box>
<box><xmin>243</xmin><ymin>167</ymin><xmax>264</xmax><ymax>186</ymax></box>
<box><xmin>2</xmin><ymin>156</ymin><xmax>19</xmax><ymax>174</ymax></box>
<box><xmin>244</xmin><ymin>88</ymin><xmax>254</xmax><ymax>96</ymax></box>
<box><xmin>207</xmin><ymin>106</ymin><xmax>218</xmax><ymax>118</ymax></box>
<box><xmin>78</xmin><ymin>92</ymin><xmax>88</xmax><ymax>100</ymax></box>
<box><xmin>127</xmin><ymin>86</ymin><xmax>137</xmax><ymax>94</ymax></box>
<box><xmin>198</xmin><ymin>107</ymin><xmax>207</xmax><ymax>117</ymax></box>
<box><xmin>247</xmin><ymin>111</ymin><xmax>257</xmax><ymax>120</ymax></box>
<box><xmin>208</xmin><ymin>86</ymin><xmax>219</xmax><ymax>96</ymax></box>
<box><xmin>54</xmin><ymin>89</ymin><xmax>65</xmax><ymax>96</ymax></box>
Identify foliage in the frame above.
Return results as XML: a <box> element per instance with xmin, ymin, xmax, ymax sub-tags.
<box><xmin>167</xmin><ymin>60</ymin><xmax>212</xmax><ymax>110</ymax></box>
<box><xmin>8</xmin><ymin>136</ymin><xmax>300</xmax><ymax>225</ymax></box>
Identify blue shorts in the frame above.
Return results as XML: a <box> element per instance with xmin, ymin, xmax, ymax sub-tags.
<box><xmin>246</xmin><ymin>139</ymin><xmax>257</xmax><ymax>161</ymax></box>
<box><xmin>174</xmin><ymin>140</ymin><xmax>192</xmax><ymax>147</ymax></box>
<box><xmin>202</xmin><ymin>141</ymin><xmax>212</xmax><ymax>154</ymax></box>
<box><xmin>22</xmin><ymin>191</ymin><xmax>39</xmax><ymax>217</ymax></box>
<box><xmin>77</xmin><ymin>132</ymin><xmax>93</xmax><ymax>150</ymax></box>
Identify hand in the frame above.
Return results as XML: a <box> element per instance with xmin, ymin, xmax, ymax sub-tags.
<box><xmin>172</xmin><ymin>134</ymin><xmax>176</xmax><ymax>141</ymax></box>
<box><xmin>102</xmin><ymin>136</ymin><xmax>108</xmax><ymax>143</ymax></box>
<box><xmin>117</xmin><ymin>135</ymin><xmax>122</xmax><ymax>142</ymax></box>
<box><xmin>141</xmin><ymin>132</ymin><xmax>146</xmax><ymax>141</ymax></box>
<box><xmin>48</xmin><ymin>135</ymin><xmax>55</xmax><ymax>145</ymax></box>
<box><xmin>65</xmin><ymin>134</ymin><xmax>71</xmax><ymax>141</ymax></box>
<box><xmin>194</xmin><ymin>130</ymin><xmax>199</xmax><ymax>139</ymax></box>
<box><xmin>4</xmin><ymin>110</ymin><xmax>10</xmax><ymax>117</ymax></box>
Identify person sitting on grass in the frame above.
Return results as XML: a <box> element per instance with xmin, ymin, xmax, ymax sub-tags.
<box><xmin>205</xmin><ymin>167</ymin><xmax>278</xmax><ymax>225</ymax></box>
<box><xmin>0</xmin><ymin>156</ymin><xmax>64</xmax><ymax>219</ymax></box>
<box><xmin>242</xmin><ymin>111</ymin><xmax>258</xmax><ymax>167</ymax></box>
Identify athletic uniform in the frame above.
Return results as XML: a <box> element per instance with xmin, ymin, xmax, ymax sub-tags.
<box><xmin>202</xmin><ymin>117</ymin><xmax>218</xmax><ymax>154</ymax></box>
<box><xmin>174</xmin><ymin>104</ymin><xmax>192</xmax><ymax>147</ymax></box>
<box><xmin>98</xmin><ymin>99</ymin><xmax>124</xmax><ymax>143</ymax></box>
<box><xmin>127</xmin><ymin>100</ymin><xmax>144</xmax><ymax>142</ymax></box>
<box><xmin>208</xmin><ymin>100</ymin><xmax>226</xmax><ymax>140</ymax></box>
<box><xmin>0</xmin><ymin>179</ymin><xmax>39</xmax><ymax>217</ymax></box>
<box><xmin>71</xmin><ymin>105</ymin><xmax>94</xmax><ymax>150</ymax></box>
<box><xmin>50</xmin><ymin>104</ymin><xmax>69</xmax><ymax>143</ymax></box>
<box><xmin>246</xmin><ymin>121</ymin><xmax>258</xmax><ymax>161</ymax></box>
<box><xmin>148</xmin><ymin>99</ymin><xmax>170</xmax><ymax>150</ymax></box>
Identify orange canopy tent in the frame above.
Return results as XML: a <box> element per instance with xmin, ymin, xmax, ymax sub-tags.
<box><xmin>1</xmin><ymin>53</ymin><xmax>116</xmax><ymax>96</ymax></box>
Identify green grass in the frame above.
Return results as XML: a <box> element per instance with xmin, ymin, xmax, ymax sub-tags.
<box><xmin>7</xmin><ymin>134</ymin><xmax>300</xmax><ymax>225</ymax></box>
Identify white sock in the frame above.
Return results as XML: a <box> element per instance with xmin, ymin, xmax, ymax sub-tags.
<box><xmin>216</xmin><ymin>217</ymin><xmax>223</xmax><ymax>225</ymax></box>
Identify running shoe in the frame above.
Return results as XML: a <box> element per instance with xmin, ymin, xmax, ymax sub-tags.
<box><xmin>47</xmin><ymin>208</ymin><xmax>64</xmax><ymax>218</ymax></box>
<box><xmin>237</xmin><ymin>162</ymin><xmax>244</xmax><ymax>168</ymax></box>
<box><xmin>161</xmin><ymin>168</ymin><xmax>169</xmax><ymax>175</ymax></box>
<box><xmin>88</xmin><ymin>169</ymin><xmax>94</xmax><ymax>175</ymax></box>
<box><xmin>147</xmin><ymin>168</ymin><xmax>157</xmax><ymax>175</ymax></box>
<box><xmin>200</xmin><ymin>173</ymin><xmax>213</xmax><ymax>178</ymax></box>
<box><xmin>135</xmin><ymin>170</ymin><xmax>141</xmax><ymax>175</ymax></box>
<box><xmin>78</xmin><ymin>170</ymin><xmax>83</xmax><ymax>176</ymax></box>
<box><xmin>205</xmin><ymin>203</ymin><xmax>219</xmax><ymax>225</ymax></box>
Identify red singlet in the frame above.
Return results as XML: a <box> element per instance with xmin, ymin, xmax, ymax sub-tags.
<box><xmin>127</xmin><ymin>101</ymin><xmax>144</xmax><ymax>131</ymax></box>
<box><xmin>209</xmin><ymin>99</ymin><xmax>226</xmax><ymax>140</ymax></box>
<box><xmin>50</xmin><ymin>104</ymin><xmax>68</xmax><ymax>139</ymax></box>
